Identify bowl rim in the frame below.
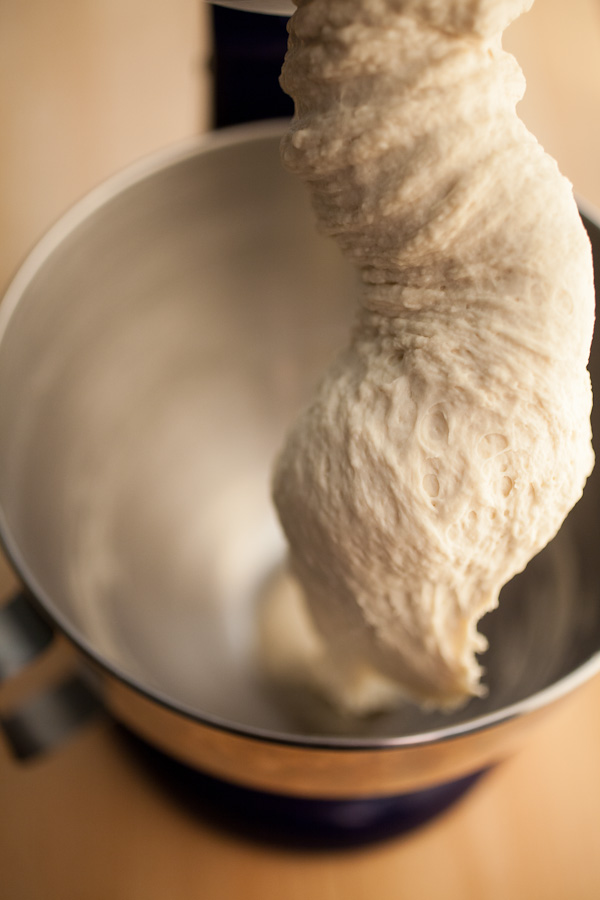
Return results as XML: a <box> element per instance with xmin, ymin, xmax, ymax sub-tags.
<box><xmin>1</xmin><ymin>119</ymin><xmax>599</xmax><ymax>752</ymax></box>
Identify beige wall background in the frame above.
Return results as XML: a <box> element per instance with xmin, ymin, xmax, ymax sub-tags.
<box><xmin>0</xmin><ymin>0</ymin><xmax>212</xmax><ymax>293</ymax></box>
<box><xmin>505</xmin><ymin>0</ymin><xmax>600</xmax><ymax>211</ymax></box>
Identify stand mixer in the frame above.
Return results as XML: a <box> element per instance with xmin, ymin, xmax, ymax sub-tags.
<box><xmin>211</xmin><ymin>3</ymin><xmax>292</xmax><ymax>127</ymax></box>
<box><xmin>0</xmin><ymin>0</ymin><xmax>599</xmax><ymax>850</ymax></box>
<box><xmin>213</xmin><ymin>1</ymin><xmax>294</xmax><ymax>14</ymax></box>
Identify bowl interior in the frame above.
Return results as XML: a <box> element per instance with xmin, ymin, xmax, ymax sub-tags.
<box><xmin>0</xmin><ymin>127</ymin><xmax>599</xmax><ymax>742</ymax></box>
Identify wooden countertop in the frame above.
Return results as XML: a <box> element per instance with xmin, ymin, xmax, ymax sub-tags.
<box><xmin>2</xmin><ymin>1</ymin><xmax>600</xmax><ymax>898</ymax></box>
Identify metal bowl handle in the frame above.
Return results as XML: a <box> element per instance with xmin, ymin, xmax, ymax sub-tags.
<box><xmin>0</xmin><ymin>591</ymin><xmax>54</xmax><ymax>681</ymax></box>
<box><xmin>0</xmin><ymin>592</ymin><xmax>101</xmax><ymax>760</ymax></box>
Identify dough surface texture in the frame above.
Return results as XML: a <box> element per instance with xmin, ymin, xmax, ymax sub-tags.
<box><xmin>271</xmin><ymin>0</ymin><xmax>595</xmax><ymax>711</ymax></box>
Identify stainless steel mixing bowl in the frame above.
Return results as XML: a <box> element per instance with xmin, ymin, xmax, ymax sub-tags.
<box><xmin>0</xmin><ymin>121</ymin><xmax>599</xmax><ymax>799</ymax></box>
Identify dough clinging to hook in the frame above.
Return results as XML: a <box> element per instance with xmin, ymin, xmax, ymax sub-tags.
<box><xmin>271</xmin><ymin>0</ymin><xmax>595</xmax><ymax>712</ymax></box>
